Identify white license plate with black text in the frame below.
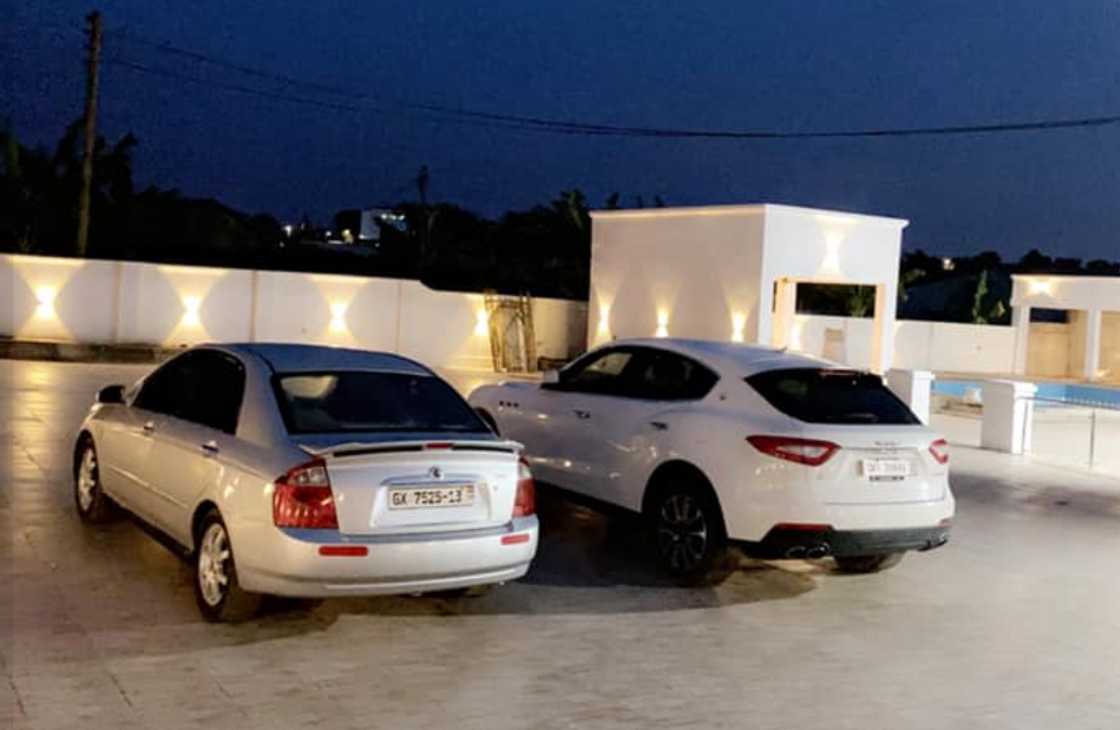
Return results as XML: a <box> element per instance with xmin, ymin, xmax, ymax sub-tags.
<box><xmin>388</xmin><ymin>485</ymin><xmax>475</xmax><ymax>509</ymax></box>
<box><xmin>861</xmin><ymin>459</ymin><xmax>911</xmax><ymax>480</ymax></box>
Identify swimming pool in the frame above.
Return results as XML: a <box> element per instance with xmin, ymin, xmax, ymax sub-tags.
<box><xmin>933</xmin><ymin>379</ymin><xmax>1120</xmax><ymax>408</ymax></box>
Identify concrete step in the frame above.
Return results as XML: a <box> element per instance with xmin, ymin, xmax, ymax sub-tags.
<box><xmin>0</xmin><ymin>338</ymin><xmax>176</xmax><ymax>363</ymax></box>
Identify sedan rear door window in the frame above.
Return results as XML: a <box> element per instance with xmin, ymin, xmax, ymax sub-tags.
<box><xmin>746</xmin><ymin>368</ymin><xmax>920</xmax><ymax>425</ymax></box>
<box><xmin>274</xmin><ymin>371</ymin><xmax>488</xmax><ymax>434</ymax></box>
<box><xmin>134</xmin><ymin>350</ymin><xmax>245</xmax><ymax>434</ymax></box>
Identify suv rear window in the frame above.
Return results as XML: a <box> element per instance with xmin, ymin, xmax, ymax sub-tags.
<box><xmin>746</xmin><ymin>368</ymin><xmax>920</xmax><ymax>425</ymax></box>
<box><xmin>274</xmin><ymin>371</ymin><xmax>488</xmax><ymax>434</ymax></box>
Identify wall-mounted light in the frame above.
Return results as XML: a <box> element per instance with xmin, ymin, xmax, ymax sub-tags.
<box><xmin>329</xmin><ymin>301</ymin><xmax>348</xmax><ymax>333</ymax></box>
<box><xmin>181</xmin><ymin>296</ymin><xmax>201</xmax><ymax>327</ymax></box>
<box><xmin>474</xmin><ymin>309</ymin><xmax>490</xmax><ymax>337</ymax></box>
<box><xmin>731</xmin><ymin>312</ymin><xmax>747</xmax><ymax>343</ymax></box>
<box><xmin>655</xmin><ymin>310</ymin><xmax>669</xmax><ymax>338</ymax></box>
<box><xmin>941</xmin><ymin>257</ymin><xmax>955</xmax><ymax>271</ymax></box>
<box><xmin>34</xmin><ymin>287</ymin><xmax>56</xmax><ymax>320</ymax></box>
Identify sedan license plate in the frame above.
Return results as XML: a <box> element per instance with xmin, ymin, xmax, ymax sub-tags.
<box><xmin>388</xmin><ymin>485</ymin><xmax>475</xmax><ymax>510</ymax></box>
<box><xmin>862</xmin><ymin>459</ymin><xmax>910</xmax><ymax>480</ymax></box>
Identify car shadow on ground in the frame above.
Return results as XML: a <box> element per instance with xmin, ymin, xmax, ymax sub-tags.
<box><xmin>45</xmin><ymin>490</ymin><xmax>820</xmax><ymax>657</ymax></box>
<box><xmin>273</xmin><ymin>489</ymin><xmax>818</xmax><ymax>623</ymax></box>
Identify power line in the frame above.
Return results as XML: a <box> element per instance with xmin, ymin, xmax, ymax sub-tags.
<box><xmin>104</xmin><ymin>25</ymin><xmax>1120</xmax><ymax>140</ymax></box>
<box><xmin>102</xmin><ymin>56</ymin><xmax>630</xmax><ymax>137</ymax></box>
<box><xmin>105</xmin><ymin>27</ymin><xmax>620</xmax><ymax>135</ymax></box>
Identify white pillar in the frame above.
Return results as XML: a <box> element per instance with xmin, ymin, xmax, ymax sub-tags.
<box><xmin>1083</xmin><ymin>308</ymin><xmax>1103</xmax><ymax>381</ymax></box>
<box><xmin>980</xmin><ymin>380</ymin><xmax>1037</xmax><ymax>455</ymax></box>
<box><xmin>1011</xmin><ymin>305</ymin><xmax>1031</xmax><ymax>375</ymax></box>
<box><xmin>772</xmin><ymin>279</ymin><xmax>797</xmax><ymax>349</ymax></box>
<box><xmin>870</xmin><ymin>282</ymin><xmax>897</xmax><ymax>374</ymax></box>
<box><xmin>886</xmin><ymin>369</ymin><xmax>934</xmax><ymax>424</ymax></box>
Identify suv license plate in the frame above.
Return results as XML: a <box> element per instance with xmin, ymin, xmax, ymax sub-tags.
<box><xmin>388</xmin><ymin>485</ymin><xmax>475</xmax><ymax>509</ymax></box>
<box><xmin>862</xmin><ymin>459</ymin><xmax>910</xmax><ymax>479</ymax></box>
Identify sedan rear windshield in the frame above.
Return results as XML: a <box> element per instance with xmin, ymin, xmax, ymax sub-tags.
<box><xmin>746</xmin><ymin>368</ymin><xmax>920</xmax><ymax>425</ymax></box>
<box><xmin>274</xmin><ymin>371</ymin><xmax>488</xmax><ymax>434</ymax></box>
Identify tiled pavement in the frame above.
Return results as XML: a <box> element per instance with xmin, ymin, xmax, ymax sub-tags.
<box><xmin>3</xmin><ymin>360</ymin><xmax>1120</xmax><ymax>730</ymax></box>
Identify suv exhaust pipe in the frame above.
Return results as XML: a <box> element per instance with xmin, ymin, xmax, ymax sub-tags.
<box><xmin>805</xmin><ymin>543</ymin><xmax>831</xmax><ymax>559</ymax></box>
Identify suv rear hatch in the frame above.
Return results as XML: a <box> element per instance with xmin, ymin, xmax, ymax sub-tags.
<box><xmin>746</xmin><ymin>368</ymin><xmax>948</xmax><ymax>505</ymax></box>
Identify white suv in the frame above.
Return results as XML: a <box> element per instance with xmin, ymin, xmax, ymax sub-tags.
<box><xmin>469</xmin><ymin>338</ymin><xmax>953</xmax><ymax>584</ymax></box>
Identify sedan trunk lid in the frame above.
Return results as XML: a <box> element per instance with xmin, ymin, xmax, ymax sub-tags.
<box><xmin>300</xmin><ymin>438</ymin><xmax>523</xmax><ymax>536</ymax></box>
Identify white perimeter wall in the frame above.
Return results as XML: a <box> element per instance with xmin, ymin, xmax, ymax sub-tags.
<box><xmin>1</xmin><ymin>254</ymin><xmax>587</xmax><ymax>371</ymax></box>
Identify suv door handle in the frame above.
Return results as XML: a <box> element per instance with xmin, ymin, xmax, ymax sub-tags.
<box><xmin>141</xmin><ymin>420</ymin><xmax>156</xmax><ymax>435</ymax></box>
<box><xmin>200</xmin><ymin>440</ymin><xmax>220</xmax><ymax>456</ymax></box>
<box><xmin>573</xmin><ymin>409</ymin><xmax>591</xmax><ymax>420</ymax></box>
<box><xmin>649</xmin><ymin>421</ymin><xmax>669</xmax><ymax>431</ymax></box>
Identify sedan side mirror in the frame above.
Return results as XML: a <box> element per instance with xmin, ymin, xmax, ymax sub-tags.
<box><xmin>96</xmin><ymin>385</ymin><xmax>126</xmax><ymax>405</ymax></box>
<box><xmin>541</xmin><ymin>370</ymin><xmax>560</xmax><ymax>385</ymax></box>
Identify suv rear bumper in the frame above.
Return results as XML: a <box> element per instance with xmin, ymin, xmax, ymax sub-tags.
<box><xmin>737</xmin><ymin>523</ymin><xmax>951</xmax><ymax>560</ymax></box>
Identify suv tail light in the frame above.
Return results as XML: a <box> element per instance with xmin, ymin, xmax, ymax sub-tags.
<box><xmin>273</xmin><ymin>458</ymin><xmax>338</xmax><ymax>529</ymax></box>
<box><xmin>747</xmin><ymin>435</ymin><xmax>840</xmax><ymax>467</ymax></box>
<box><xmin>513</xmin><ymin>458</ymin><xmax>536</xmax><ymax>517</ymax></box>
<box><xmin>929</xmin><ymin>438</ymin><xmax>950</xmax><ymax>465</ymax></box>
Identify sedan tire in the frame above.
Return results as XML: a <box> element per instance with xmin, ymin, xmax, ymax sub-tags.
<box><xmin>648</xmin><ymin>474</ymin><xmax>734</xmax><ymax>587</ymax></box>
<box><xmin>194</xmin><ymin>510</ymin><xmax>263</xmax><ymax>623</ymax></box>
<box><xmin>74</xmin><ymin>439</ymin><xmax>116</xmax><ymax>524</ymax></box>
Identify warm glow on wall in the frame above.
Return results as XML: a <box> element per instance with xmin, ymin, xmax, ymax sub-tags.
<box><xmin>34</xmin><ymin>287</ymin><xmax>56</xmax><ymax>319</ymax></box>
<box><xmin>181</xmin><ymin>296</ymin><xmax>201</xmax><ymax>327</ymax></box>
<box><xmin>1028</xmin><ymin>279</ymin><xmax>1053</xmax><ymax>296</ymax></box>
<box><xmin>329</xmin><ymin>301</ymin><xmax>349</xmax><ymax>333</ymax></box>
<box><xmin>731</xmin><ymin>312</ymin><xmax>747</xmax><ymax>342</ymax></box>
<box><xmin>597</xmin><ymin>305</ymin><xmax>611</xmax><ymax>337</ymax></box>
<box><xmin>655</xmin><ymin>310</ymin><xmax>669</xmax><ymax>338</ymax></box>
<box><xmin>474</xmin><ymin>309</ymin><xmax>490</xmax><ymax>337</ymax></box>
<box><xmin>820</xmin><ymin>234</ymin><xmax>843</xmax><ymax>274</ymax></box>
<box><xmin>789</xmin><ymin>320</ymin><xmax>804</xmax><ymax>351</ymax></box>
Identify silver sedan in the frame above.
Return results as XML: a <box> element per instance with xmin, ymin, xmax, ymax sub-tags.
<box><xmin>73</xmin><ymin>344</ymin><xmax>539</xmax><ymax>622</ymax></box>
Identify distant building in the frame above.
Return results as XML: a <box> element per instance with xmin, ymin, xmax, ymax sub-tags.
<box><xmin>359</xmin><ymin>208</ymin><xmax>408</xmax><ymax>242</ymax></box>
<box><xmin>332</xmin><ymin>207</ymin><xmax>409</xmax><ymax>246</ymax></box>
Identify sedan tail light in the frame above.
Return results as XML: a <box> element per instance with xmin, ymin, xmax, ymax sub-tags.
<box><xmin>273</xmin><ymin>458</ymin><xmax>338</xmax><ymax>529</ymax></box>
<box><xmin>747</xmin><ymin>435</ymin><xmax>840</xmax><ymax>467</ymax></box>
<box><xmin>929</xmin><ymin>438</ymin><xmax>950</xmax><ymax>465</ymax></box>
<box><xmin>513</xmin><ymin>458</ymin><xmax>536</xmax><ymax>517</ymax></box>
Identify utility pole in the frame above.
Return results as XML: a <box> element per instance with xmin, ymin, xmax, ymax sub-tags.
<box><xmin>76</xmin><ymin>10</ymin><xmax>102</xmax><ymax>257</ymax></box>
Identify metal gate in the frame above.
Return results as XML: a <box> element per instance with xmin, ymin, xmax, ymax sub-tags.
<box><xmin>485</xmin><ymin>293</ymin><xmax>537</xmax><ymax>373</ymax></box>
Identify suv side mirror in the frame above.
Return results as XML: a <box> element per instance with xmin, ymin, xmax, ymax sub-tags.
<box><xmin>541</xmin><ymin>370</ymin><xmax>560</xmax><ymax>385</ymax></box>
<box><xmin>96</xmin><ymin>385</ymin><xmax>125</xmax><ymax>405</ymax></box>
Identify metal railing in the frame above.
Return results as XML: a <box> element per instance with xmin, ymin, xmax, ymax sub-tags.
<box><xmin>1020</xmin><ymin>395</ymin><xmax>1120</xmax><ymax>473</ymax></box>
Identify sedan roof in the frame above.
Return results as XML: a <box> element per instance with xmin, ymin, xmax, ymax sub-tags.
<box><xmin>607</xmin><ymin>338</ymin><xmax>837</xmax><ymax>377</ymax></box>
<box><xmin>223</xmin><ymin>343</ymin><xmax>433</xmax><ymax>375</ymax></box>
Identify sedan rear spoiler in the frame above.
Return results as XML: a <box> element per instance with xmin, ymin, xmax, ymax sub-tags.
<box><xmin>300</xmin><ymin>439</ymin><xmax>523</xmax><ymax>460</ymax></box>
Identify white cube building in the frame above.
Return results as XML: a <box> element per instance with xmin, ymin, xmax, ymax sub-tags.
<box><xmin>588</xmin><ymin>203</ymin><xmax>908</xmax><ymax>373</ymax></box>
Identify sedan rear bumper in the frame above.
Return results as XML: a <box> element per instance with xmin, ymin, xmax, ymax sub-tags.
<box><xmin>737</xmin><ymin>523</ymin><xmax>951</xmax><ymax>560</ymax></box>
<box><xmin>236</xmin><ymin>517</ymin><xmax>539</xmax><ymax>598</ymax></box>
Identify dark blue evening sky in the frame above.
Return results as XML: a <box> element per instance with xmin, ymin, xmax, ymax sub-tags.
<box><xmin>6</xmin><ymin>1</ymin><xmax>1120</xmax><ymax>260</ymax></box>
